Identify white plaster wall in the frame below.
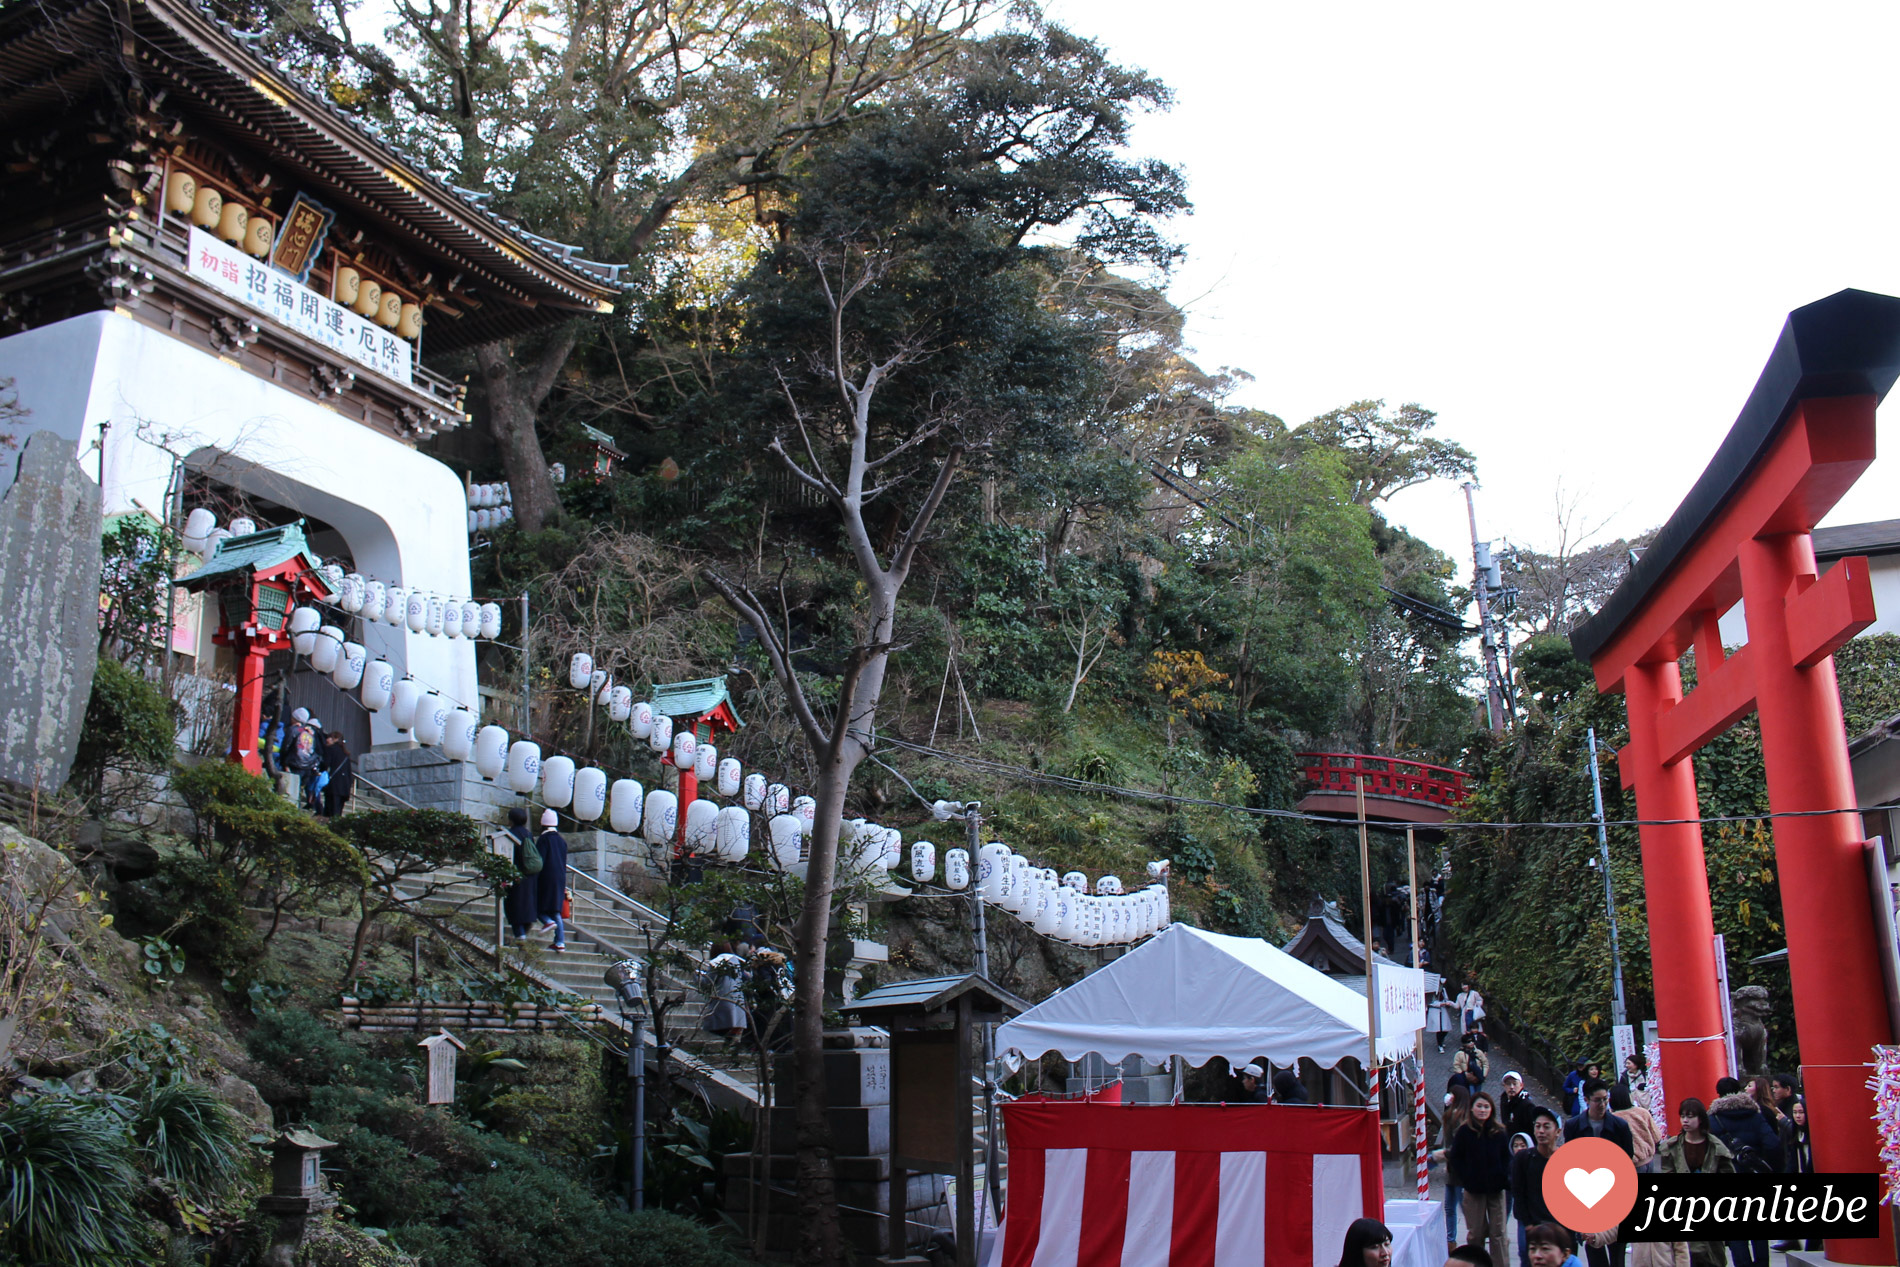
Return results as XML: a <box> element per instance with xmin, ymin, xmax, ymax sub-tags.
<box><xmin>0</xmin><ymin>311</ymin><xmax>475</xmax><ymax>748</ymax></box>
<box><xmin>1712</xmin><ymin>554</ymin><xmax>1900</xmax><ymax>646</ymax></box>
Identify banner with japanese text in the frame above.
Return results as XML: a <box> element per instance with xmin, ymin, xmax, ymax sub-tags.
<box><xmin>187</xmin><ymin>226</ymin><xmax>412</xmax><ymax>386</ymax></box>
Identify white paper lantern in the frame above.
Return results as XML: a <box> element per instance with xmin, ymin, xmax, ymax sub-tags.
<box><xmin>945</xmin><ymin>848</ymin><xmax>971</xmax><ymax>890</ymax></box>
<box><xmin>1062</xmin><ymin>871</ymin><xmax>1088</xmax><ymax>893</ymax></box>
<box><xmin>442</xmin><ymin>600</ymin><xmax>464</xmax><ymax>639</ymax></box>
<box><xmin>608</xmin><ymin>686</ymin><xmax>633</xmax><ymax>722</ymax></box>
<box><xmin>309</xmin><ymin>625</ymin><xmax>344</xmax><ymax>673</ymax></box>
<box><xmin>390</xmin><ymin>678</ymin><xmax>424</xmax><ymax>732</ymax></box>
<box><xmin>338</xmin><ymin>574</ymin><xmax>363</xmax><ymax>614</ymax></box>
<box><xmin>609</xmin><ymin>779</ymin><xmax>644</xmax><ymax>833</ymax></box>
<box><xmin>182</xmin><ymin>508</ymin><xmax>216</xmax><ymax>553</ymax></box>
<box><xmin>1002</xmin><ymin>855</ymin><xmax>1031</xmax><ymax>913</ymax></box>
<box><xmin>573</xmin><ymin>767</ymin><xmax>607</xmax><ymax>822</ymax></box>
<box><xmin>405</xmin><ymin>590</ymin><xmax>427</xmax><ymax>632</ymax></box>
<box><xmin>977</xmin><ymin>844</ymin><xmax>1009</xmax><ymax>902</ymax></box>
<box><xmin>424</xmin><ymin>596</ymin><xmax>445</xmax><ymax>636</ymax></box>
<box><xmin>384</xmin><ymin>587</ymin><xmax>408</xmax><ymax>626</ymax></box>
<box><xmin>742</xmin><ymin>773</ymin><xmax>767</xmax><ymax>811</ymax></box>
<box><xmin>880</xmin><ymin>827</ymin><xmax>904</xmax><ymax>869</ymax></box>
<box><xmin>630</xmin><ymin>701</ymin><xmax>655</xmax><ymax>739</ymax></box>
<box><xmin>458</xmin><ymin>600</ymin><xmax>481</xmax><ymax>638</ymax></box>
<box><xmin>360</xmin><ymin>659</ymin><xmax>394</xmax><ymax>711</ymax></box>
<box><xmin>505</xmin><ymin>741</ymin><xmax>542</xmax><ymax>794</ymax></box>
<box><xmin>694</xmin><ymin>742</ymin><xmax>718</xmax><ymax>782</ymax></box>
<box><xmin>715</xmin><ymin>805</ymin><xmax>750</xmax><ymax>862</ymax></box>
<box><xmin>1053</xmin><ymin>886</ymin><xmax>1078</xmax><ymax>939</ymax></box>
<box><xmin>330</xmin><ymin>641</ymin><xmax>366</xmax><ymax>690</ymax></box>
<box><xmin>413</xmin><ymin>694</ymin><xmax>448</xmax><ymax>747</ymax></box>
<box><xmin>767</xmin><ymin>784</ymin><xmax>791</xmax><ymax>816</ymax></box>
<box><xmin>911</xmin><ymin>842</ymin><xmax>937</xmax><ymax>883</ymax></box>
<box><xmin>443</xmin><ymin>707</ymin><xmax>478</xmax><ymax>760</ymax></box>
<box><xmin>466</xmin><ymin>484</ymin><xmax>480</xmax><ymax>509</ymax></box>
<box><xmin>792</xmin><ymin>795</ymin><xmax>815</xmax><ymax>835</ymax></box>
<box><xmin>478</xmin><ymin>602</ymin><xmax>503</xmax><ymax>639</ymax></box>
<box><xmin>590</xmin><ymin>671</ymin><xmax>611</xmax><ymax>703</ymax></box>
<box><xmin>474</xmin><ymin>725</ymin><xmax>509</xmax><ymax>780</ymax></box>
<box><xmin>647</xmin><ymin>714</ymin><xmax>673</xmax><ymax>753</ymax></box>
<box><xmin>1032</xmin><ymin>881</ymin><xmax>1062</xmax><ymax>935</ymax></box>
<box><xmin>684</xmin><ymin>798</ymin><xmax>719</xmax><ymax>854</ymax></box>
<box><xmin>840</xmin><ymin>818</ymin><xmax>866</xmax><ymax>846</ymax></box>
<box><xmin>362</xmin><ymin>581</ymin><xmax>387</xmax><ymax>623</ymax></box>
<box><xmin>541</xmin><ymin>755</ymin><xmax>576</xmax><ymax>808</ymax></box>
<box><xmin>289</xmin><ymin>606</ymin><xmax>321</xmax><ymax>656</ymax></box>
<box><xmin>321</xmin><ymin>563</ymin><xmax>344</xmax><ymax>592</ymax></box>
<box><xmin>671</xmin><ymin>730</ymin><xmax>697</xmax><ymax>770</ymax></box>
<box><xmin>468</xmin><ymin>509</ymin><xmax>481</xmax><ymax>534</ymax></box>
<box><xmin>642</xmin><ymin>789</ymin><xmax>678</xmax><ymax>846</ymax></box>
<box><xmin>769</xmin><ymin>814</ymin><xmax>804</xmax><ymax>872</ymax></box>
<box><xmin>716</xmin><ymin>758</ymin><xmax>742</xmax><ymax>798</ymax></box>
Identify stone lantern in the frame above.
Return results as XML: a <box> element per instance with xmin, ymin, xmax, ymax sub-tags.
<box><xmin>257</xmin><ymin>1127</ymin><xmax>337</xmax><ymax>1266</ymax></box>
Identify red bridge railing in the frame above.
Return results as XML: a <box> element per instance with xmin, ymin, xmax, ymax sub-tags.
<box><xmin>1295</xmin><ymin>752</ymin><xmax>1470</xmax><ymax>808</ymax></box>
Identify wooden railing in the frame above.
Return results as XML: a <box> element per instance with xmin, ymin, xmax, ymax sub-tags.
<box><xmin>1295</xmin><ymin>752</ymin><xmax>1470</xmax><ymax>807</ymax></box>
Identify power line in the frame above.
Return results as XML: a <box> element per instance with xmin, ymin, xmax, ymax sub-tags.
<box><xmin>871</xmin><ymin>733</ymin><xmax>1880</xmax><ymax>834</ymax></box>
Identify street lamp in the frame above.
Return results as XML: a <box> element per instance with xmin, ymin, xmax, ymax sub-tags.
<box><xmin>604</xmin><ymin>958</ymin><xmax>648</xmax><ymax>1212</ymax></box>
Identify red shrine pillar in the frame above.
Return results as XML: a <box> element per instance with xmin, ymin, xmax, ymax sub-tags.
<box><xmin>230</xmin><ymin>632</ymin><xmax>273</xmax><ymax>776</ymax></box>
<box><xmin>1618</xmin><ymin>659</ymin><xmax>1730</xmax><ymax>1127</ymax></box>
<box><xmin>1740</xmin><ymin>529</ymin><xmax>1893</xmax><ymax>1264</ymax></box>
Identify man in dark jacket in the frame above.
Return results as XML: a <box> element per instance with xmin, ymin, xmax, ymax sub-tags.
<box><xmin>1709</xmin><ymin>1077</ymin><xmax>1780</xmax><ymax>1267</ymax></box>
<box><xmin>1498</xmin><ymin>1072</ymin><xmax>1538</xmax><ymax>1139</ymax></box>
<box><xmin>1564</xmin><ymin>1079</ymin><xmax>1634</xmax><ymax>1267</ymax></box>
<box><xmin>502</xmin><ymin>807</ymin><xmax>539</xmax><ymax>940</ymax></box>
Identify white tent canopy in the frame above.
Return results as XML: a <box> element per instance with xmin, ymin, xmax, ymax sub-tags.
<box><xmin>995</xmin><ymin>923</ymin><xmax>1415</xmax><ymax>1069</ymax></box>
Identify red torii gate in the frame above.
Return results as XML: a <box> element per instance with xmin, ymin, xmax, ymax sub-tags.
<box><xmin>1572</xmin><ymin>289</ymin><xmax>1900</xmax><ymax>1266</ymax></box>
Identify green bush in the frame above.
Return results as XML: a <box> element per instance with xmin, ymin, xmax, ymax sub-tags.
<box><xmin>120</xmin><ymin>853</ymin><xmax>262</xmax><ymax>975</ymax></box>
<box><xmin>68</xmin><ymin>657</ymin><xmax>176</xmax><ymax>805</ymax></box>
<box><xmin>0</xmin><ymin>1093</ymin><xmax>147</xmax><ymax>1266</ymax></box>
<box><xmin>129</xmin><ymin>1078</ymin><xmax>250</xmax><ymax>1202</ymax></box>
<box><xmin>245</xmin><ymin>1008</ymin><xmax>412</xmax><ymax>1101</ymax></box>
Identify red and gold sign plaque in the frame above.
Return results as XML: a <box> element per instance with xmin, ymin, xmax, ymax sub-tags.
<box><xmin>270</xmin><ymin>192</ymin><xmax>334</xmax><ymax>283</ymax></box>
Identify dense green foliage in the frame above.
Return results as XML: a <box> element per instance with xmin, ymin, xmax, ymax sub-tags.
<box><xmin>69</xmin><ymin>657</ymin><xmax>176</xmax><ymax>806</ymax></box>
<box><xmin>245</xmin><ymin>1010</ymin><xmax>746</xmax><ymax>1267</ymax></box>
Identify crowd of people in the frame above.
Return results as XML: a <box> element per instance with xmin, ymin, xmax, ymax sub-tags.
<box><xmin>1429</xmin><ymin>1009</ymin><xmax>1816</xmax><ymax>1267</ymax></box>
<box><xmin>260</xmin><ymin>703</ymin><xmax>354</xmax><ymax>817</ymax></box>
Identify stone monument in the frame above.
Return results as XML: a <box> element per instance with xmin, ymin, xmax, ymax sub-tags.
<box><xmin>0</xmin><ymin>431</ymin><xmax>102</xmax><ymax>794</ymax></box>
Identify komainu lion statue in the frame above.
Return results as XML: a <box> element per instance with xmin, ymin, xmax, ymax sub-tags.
<box><xmin>1730</xmin><ymin>985</ymin><xmax>1772</xmax><ymax>1076</ymax></box>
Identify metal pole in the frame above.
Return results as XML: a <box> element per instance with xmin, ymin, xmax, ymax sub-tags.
<box><xmin>1587</xmin><ymin>728</ymin><xmax>1630</xmax><ymax>1031</ymax></box>
<box><xmin>1356</xmin><ymin>777</ymin><xmax>1380</xmax><ymax>1105</ymax></box>
<box><xmin>519</xmin><ymin>592</ymin><xmax>531</xmax><ymax>732</ymax></box>
<box><xmin>1407</xmin><ymin>826</ymin><xmax>1426</xmax><ymax>1191</ymax></box>
<box><xmin>964</xmin><ymin>805</ymin><xmax>999</xmax><ymax>1229</ymax></box>
<box><xmin>1462</xmin><ymin>482</ymin><xmax>1505</xmax><ymax>732</ymax></box>
<box><xmin>629</xmin><ymin>1014</ymin><xmax>646</xmax><ymax>1212</ymax></box>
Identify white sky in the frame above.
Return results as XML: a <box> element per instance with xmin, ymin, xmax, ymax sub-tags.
<box><xmin>1045</xmin><ymin>0</ymin><xmax>1900</xmax><ymax>581</ymax></box>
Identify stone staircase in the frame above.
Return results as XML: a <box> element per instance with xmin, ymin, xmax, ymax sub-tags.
<box><xmin>352</xmin><ymin>771</ymin><xmax>765</xmax><ymax>1108</ymax></box>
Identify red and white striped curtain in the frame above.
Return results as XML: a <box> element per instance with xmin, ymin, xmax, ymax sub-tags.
<box><xmin>990</xmin><ymin>1102</ymin><xmax>1383</xmax><ymax>1267</ymax></box>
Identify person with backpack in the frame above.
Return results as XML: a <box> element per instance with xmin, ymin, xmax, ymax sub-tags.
<box><xmin>1773</xmin><ymin>1096</ymin><xmax>1817</xmax><ymax>1253</ymax></box>
<box><xmin>533</xmin><ymin>808</ymin><xmax>569</xmax><ymax>951</ymax></box>
<box><xmin>282</xmin><ymin>711</ymin><xmax>323</xmax><ymax>809</ymax></box>
<box><xmin>1453</xmin><ymin>1034</ymin><xmax>1488</xmax><ymax>1093</ymax></box>
<box><xmin>501</xmin><ymin>806</ymin><xmax>541</xmax><ymax>941</ymax></box>
<box><xmin>1708</xmin><ymin>1078</ymin><xmax>1778</xmax><ymax>1267</ymax></box>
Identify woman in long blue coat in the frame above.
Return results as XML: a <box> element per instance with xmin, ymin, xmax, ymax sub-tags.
<box><xmin>533</xmin><ymin>808</ymin><xmax>569</xmax><ymax>951</ymax></box>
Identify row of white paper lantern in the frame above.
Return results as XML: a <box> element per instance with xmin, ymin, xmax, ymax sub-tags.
<box><xmin>292</xmin><ymin>586</ymin><xmax>504</xmax><ymax>643</ymax></box>
<box><xmin>466</xmin><ymin>482</ymin><xmax>513</xmax><ymax>508</ymax></box>
<box><xmin>181</xmin><ymin>508</ymin><xmax>257</xmax><ymax>557</ymax></box>
<box><xmin>469</xmin><ymin>505</ymin><xmax>516</xmax><ymax>533</ymax></box>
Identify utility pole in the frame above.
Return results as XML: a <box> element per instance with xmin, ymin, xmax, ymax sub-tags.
<box><xmin>1587</xmin><ymin>728</ymin><xmax>1629</xmax><ymax>1031</ymax></box>
<box><xmin>1463</xmin><ymin>482</ymin><xmax>1505</xmax><ymax>732</ymax></box>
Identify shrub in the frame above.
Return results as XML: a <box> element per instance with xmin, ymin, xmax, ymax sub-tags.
<box><xmin>119</xmin><ymin>853</ymin><xmax>261</xmax><ymax>975</ymax></box>
<box><xmin>68</xmin><ymin>657</ymin><xmax>176</xmax><ymax>807</ymax></box>
<box><xmin>0</xmin><ymin>1093</ymin><xmax>147</xmax><ymax>1266</ymax></box>
<box><xmin>246</xmin><ymin>1008</ymin><xmax>412</xmax><ymax>1102</ymax></box>
<box><xmin>129</xmin><ymin>1078</ymin><xmax>250</xmax><ymax>1202</ymax></box>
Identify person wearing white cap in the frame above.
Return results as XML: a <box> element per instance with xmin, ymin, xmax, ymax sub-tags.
<box><xmin>1233</xmin><ymin>1062</ymin><xmax>1271</xmax><ymax>1102</ymax></box>
<box><xmin>534</xmin><ymin>808</ymin><xmax>569</xmax><ymax>951</ymax></box>
<box><xmin>1498</xmin><ymin>1071</ymin><xmax>1537</xmax><ymax>1139</ymax></box>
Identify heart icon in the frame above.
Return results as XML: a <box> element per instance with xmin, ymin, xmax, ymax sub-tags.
<box><xmin>1564</xmin><ymin>1166</ymin><xmax>1616</xmax><ymax>1209</ymax></box>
